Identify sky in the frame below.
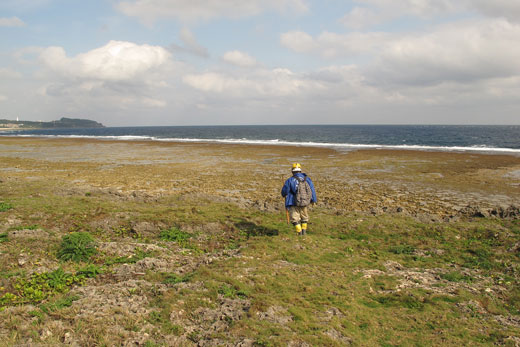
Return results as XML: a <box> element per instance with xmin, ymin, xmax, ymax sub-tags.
<box><xmin>1</xmin><ymin>0</ymin><xmax>520</xmax><ymax>126</ymax></box>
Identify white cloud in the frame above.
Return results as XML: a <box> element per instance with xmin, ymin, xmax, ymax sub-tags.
<box><xmin>339</xmin><ymin>7</ymin><xmax>381</xmax><ymax>30</ymax></box>
<box><xmin>115</xmin><ymin>0</ymin><xmax>308</xmax><ymax>23</ymax></box>
<box><xmin>282</xmin><ymin>19</ymin><xmax>520</xmax><ymax>87</ymax></box>
<box><xmin>40</xmin><ymin>40</ymin><xmax>171</xmax><ymax>81</ymax></box>
<box><xmin>280</xmin><ymin>31</ymin><xmax>315</xmax><ymax>53</ymax></box>
<box><xmin>183</xmin><ymin>68</ymin><xmax>320</xmax><ymax>97</ymax></box>
<box><xmin>341</xmin><ymin>0</ymin><xmax>520</xmax><ymax>29</ymax></box>
<box><xmin>0</xmin><ymin>68</ymin><xmax>22</xmax><ymax>79</ymax></box>
<box><xmin>170</xmin><ymin>28</ymin><xmax>209</xmax><ymax>57</ymax></box>
<box><xmin>222</xmin><ymin>51</ymin><xmax>257</xmax><ymax>67</ymax></box>
<box><xmin>371</xmin><ymin>19</ymin><xmax>520</xmax><ymax>86</ymax></box>
<box><xmin>358</xmin><ymin>0</ymin><xmax>458</xmax><ymax>17</ymax></box>
<box><xmin>469</xmin><ymin>0</ymin><xmax>520</xmax><ymax>22</ymax></box>
<box><xmin>281</xmin><ymin>30</ymin><xmax>389</xmax><ymax>58</ymax></box>
<box><xmin>338</xmin><ymin>0</ymin><xmax>460</xmax><ymax>28</ymax></box>
<box><xmin>0</xmin><ymin>16</ymin><xmax>25</xmax><ymax>27</ymax></box>
<box><xmin>35</xmin><ymin>41</ymin><xmax>175</xmax><ymax>111</ymax></box>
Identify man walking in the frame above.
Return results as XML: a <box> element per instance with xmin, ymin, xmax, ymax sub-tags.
<box><xmin>281</xmin><ymin>163</ymin><xmax>317</xmax><ymax>235</ymax></box>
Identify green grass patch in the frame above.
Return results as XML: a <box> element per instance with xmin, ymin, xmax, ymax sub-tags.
<box><xmin>160</xmin><ymin>226</ymin><xmax>192</xmax><ymax>243</ymax></box>
<box><xmin>39</xmin><ymin>294</ymin><xmax>80</xmax><ymax>314</ymax></box>
<box><xmin>372</xmin><ymin>292</ymin><xmax>425</xmax><ymax>310</ymax></box>
<box><xmin>0</xmin><ymin>202</ymin><xmax>13</xmax><ymax>212</ymax></box>
<box><xmin>162</xmin><ymin>272</ymin><xmax>192</xmax><ymax>285</ymax></box>
<box><xmin>441</xmin><ymin>271</ymin><xmax>474</xmax><ymax>283</ymax></box>
<box><xmin>147</xmin><ymin>310</ymin><xmax>184</xmax><ymax>335</ymax></box>
<box><xmin>462</xmin><ymin>247</ymin><xmax>493</xmax><ymax>270</ymax></box>
<box><xmin>11</xmin><ymin>224</ymin><xmax>40</xmax><ymax>231</ymax></box>
<box><xmin>76</xmin><ymin>263</ymin><xmax>104</xmax><ymax>278</ymax></box>
<box><xmin>218</xmin><ymin>284</ymin><xmax>248</xmax><ymax>299</ymax></box>
<box><xmin>0</xmin><ymin>232</ymin><xmax>7</xmax><ymax>243</ymax></box>
<box><xmin>388</xmin><ymin>244</ymin><xmax>416</xmax><ymax>255</ymax></box>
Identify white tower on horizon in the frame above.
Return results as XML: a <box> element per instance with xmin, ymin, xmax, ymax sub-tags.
<box><xmin>16</xmin><ymin>116</ymin><xmax>19</xmax><ymax>122</ymax></box>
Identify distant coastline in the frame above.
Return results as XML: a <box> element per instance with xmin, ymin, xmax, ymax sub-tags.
<box><xmin>0</xmin><ymin>117</ymin><xmax>104</xmax><ymax>131</ymax></box>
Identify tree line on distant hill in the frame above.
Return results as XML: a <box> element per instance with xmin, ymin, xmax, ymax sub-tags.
<box><xmin>0</xmin><ymin>117</ymin><xmax>105</xmax><ymax>129</ymax></box>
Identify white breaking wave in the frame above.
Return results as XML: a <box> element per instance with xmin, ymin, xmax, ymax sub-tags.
<box><xmin>6</xmin><ymin>134</ymin><xmax>520</xmax><ymax>154</ymax></box>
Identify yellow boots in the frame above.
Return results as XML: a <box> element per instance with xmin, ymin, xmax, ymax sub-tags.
<box><xmin>294</xmin><ymin>223</ymin><xmax>308</xmax><ymax>236</ymax></box>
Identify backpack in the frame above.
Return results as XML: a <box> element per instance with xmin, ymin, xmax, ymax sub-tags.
<box><xmin>295</xmin><ymin>176</ymin><xmax>312</xmax><ymax>207</ymax></box>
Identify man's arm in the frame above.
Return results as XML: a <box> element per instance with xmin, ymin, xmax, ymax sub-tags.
<box><xmin>281</xmin><ymin>179</ymin><xmax>289</xmax><ymax>197</ymax></box>
<box><xmin>308</xmin><ymin>178</ymin><xmax>317</xmax><ymax>203</ymax></box>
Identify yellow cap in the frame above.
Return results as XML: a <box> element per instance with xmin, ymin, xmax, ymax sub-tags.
<box><xmin>291</xmin><ymin>163</ymin><xmax>302</xmax><ymax>172</ymax></box>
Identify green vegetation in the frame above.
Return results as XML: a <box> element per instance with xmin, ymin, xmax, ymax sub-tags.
<box><xmin>0</xmin><ymin>177</ymin><xmax>519</xmax><ymax>346</ymax></box>
<box><xmin>162</xmin><ymin>272</ymin><xmax>192</xmax><ymax>285</ymax></box>
<box><xmin>0</xmin><ymin>117</ymin><xmax>104</xmax><ymax>129</ymax></box>
<box><xmin>1</xmin><ymin>268</ymin><xmax>85</xmax><ymax>306</ymax></box>
<box><xmin>57</xmin><ymin>232</ymin><xmax>97</xmax><ymax>262</ymax></box>
<box><xmin>76</xmin><ymin>264</ymin><xmax>104</xmax><ymax>278</ymax></box>
<box><xmin>159</xmin><ymin>226</ymin><xmax>192</xmax><ymax>243</ymax></box>
<box><xmin>0</xmin><ymin>202</ymin><xmax>13</xmax><ymax>212</ymax></box>
<box><xmin>39</xmin><ymin>294</ymin><xmax>80</xmax><ymax>314</ymax></box>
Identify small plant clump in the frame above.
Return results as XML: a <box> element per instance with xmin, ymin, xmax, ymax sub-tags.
<box><xmin>162</xmin><ymin>272</ymin><xmax>192</xmax><ymax>285</ymax></box>
<box><xmin>0</xmin><ymin>232</ymin><xmax>7</xmax><ymax>243</ymax></box>
<box><xmin>0</xmin><ymin>202</ymin><xmax>13</xmax><ymax>212</ymax></box>
<box><xmin>160</xmin><ymin>227</ymin><xmax>192</xmax><ymax>244</ymax></box>
<box><xmin>57</xmin><ymin>232</ymin><xmax>97</xmax><ymax>262</ymax></box>
<box><xmin>0</xmin><ymin>268</ymin><xmax>85</xmax><ymax>307</ymax></box>
<box><xmin>76</xmin><ymin>264</ymin><xmax>104</xmax><ymax>278</ymax></box>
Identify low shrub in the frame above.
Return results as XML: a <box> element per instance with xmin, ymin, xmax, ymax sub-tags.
<box><xmin>57</xmin><ymin>232</ymin><xmax>97</xmax><ymax>262</ymax></box>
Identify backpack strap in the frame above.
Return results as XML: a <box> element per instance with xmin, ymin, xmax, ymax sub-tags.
<box><xmin>294</xmin><ymin>175</ymin><xmax>305</xmax><ymax>182</ymax></box>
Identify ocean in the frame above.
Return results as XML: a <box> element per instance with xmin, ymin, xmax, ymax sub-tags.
<box><xmin>2</xmin><ymin>125</ymin><xmax>520</xmax><ymax>153</ymax></box>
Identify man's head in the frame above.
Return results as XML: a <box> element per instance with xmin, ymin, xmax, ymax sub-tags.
<box><xmin>291</xmin><ymin>162</ymin><xmax>302</xmax><ymax>173</ymax></box>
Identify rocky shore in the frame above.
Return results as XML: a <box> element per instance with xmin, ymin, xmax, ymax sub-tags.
<box><xmin>1</xmin><ymin>137</ymin><xmax>519</xmax><ymax>221</ymax></box>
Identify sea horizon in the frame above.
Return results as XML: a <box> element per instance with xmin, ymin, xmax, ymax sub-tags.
<box><xmin>2</xmin><ymin>124</ymin><xmax>520</xmax><ymax>154</ymax></box>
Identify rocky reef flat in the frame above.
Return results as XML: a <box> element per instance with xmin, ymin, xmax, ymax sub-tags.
<box><xmin>1</xmin><ymin>136</ymin><xmax>518</xmax><ymax>219</ymax></box>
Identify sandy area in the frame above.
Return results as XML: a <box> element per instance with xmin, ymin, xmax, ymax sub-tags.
<box><xmin>1</xmin><ymin>136</ymin><xmax>519</xmax><ymax>220</ymax></box>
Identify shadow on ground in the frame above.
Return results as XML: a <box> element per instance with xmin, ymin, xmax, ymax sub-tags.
<box><xmin>234</xmin><ymin>221</ymin><xmax>279</xmax><ymax>238</ymax></box>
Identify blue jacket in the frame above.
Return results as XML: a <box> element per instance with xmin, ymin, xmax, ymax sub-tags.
<box><xmin>281</xmin><ymin>172</ymin><xmax>317</xmax><ymax>208</ymax></box>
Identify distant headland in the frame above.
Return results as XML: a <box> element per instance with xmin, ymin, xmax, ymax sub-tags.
<box><xmin>0</xmin><ymin>117</ymin><xmax>105</xmax><ymax>130</ymax></box>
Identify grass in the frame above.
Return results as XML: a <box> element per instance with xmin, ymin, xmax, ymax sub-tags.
<box><xmin>0</xmin><ymin>202</ymin><xmax>13</xmax><ymax>212</ymax></box>
<box><xmin>0</xmin><ymin>178</ymin><xmax>519</xmax><ymax>346</ymax></box>
<box><xmin>159</xmin><ymin>226</ymin><xmax>192</xmax><ymax>244</ymax></box>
